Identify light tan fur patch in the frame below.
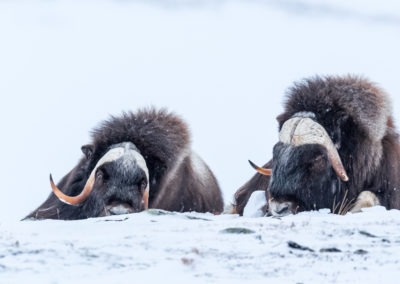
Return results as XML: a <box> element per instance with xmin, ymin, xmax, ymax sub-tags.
<box><xmin>350</xmin><ymin>191</ymin><xmax>380</xmax><ymax>213</ymax></box>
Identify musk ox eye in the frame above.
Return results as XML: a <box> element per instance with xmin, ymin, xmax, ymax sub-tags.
<box><xmin>314</xmin><ymin>155</ymin><xmax>323</xmax><ymax>163</ymax></box>
<box><xmin>95</xmin><ymin>169</ymin><xmax>106</xmax><ymax>182</ymax></box>
<box><xmin>310</xmin><ymin>154</ymin><xmax>327</xmax><ymax>172</ymax></box>
<box><xmin>140</xmin><ymin>179</ymin><xmax>147</xmax><ymax>192</ymax></box>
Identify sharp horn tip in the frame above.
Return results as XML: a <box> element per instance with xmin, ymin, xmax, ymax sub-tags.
<box><xmin>49</xmin><ymin>174</ymin><xmax>55</xmax><ymax>184</ymax></box>
<box><xmin>248</xmin><ymin>160</ymin><xmax>272</xmax><ymax>176</ymax></box>
<box><xmin>248</xmin><ymin>160</ymin><xmax>257</xmax><ymax>169</ymax></box>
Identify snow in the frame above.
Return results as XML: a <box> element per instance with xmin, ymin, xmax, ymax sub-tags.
<box><xmin>1</xmin><ymin>208</ymin><xmax>400</xmax><ymax>283</ymax></box>
<box><xmin>243</xmin><ymin>190</ymin><xmax>267</xmax><ymax>217</ymax></box>
<box><xmin>1</xmin><ymin>0</ymin><xmax>400</xmax><ymax>282</ymax></box>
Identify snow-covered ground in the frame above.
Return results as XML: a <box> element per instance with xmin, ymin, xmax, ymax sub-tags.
<box><xmin>1</xmin><ymin>208</ymin><xmax>400</xmax><ymax>283</ymax></box>
<box><xmin>1</xmin><ymin>1</ymin><xmax>400</xmax><ymax>283</ymax></box>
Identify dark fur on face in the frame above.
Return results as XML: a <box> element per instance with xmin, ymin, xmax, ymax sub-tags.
<box><xmin>25</xmin><ymin>108</ymin><xmax>224</xmax><ymax>220</ymax></box>
<box><xmin>234</xmin><ymin>75</ymin><xmax>400</xmax><ymax>215</ymax></box>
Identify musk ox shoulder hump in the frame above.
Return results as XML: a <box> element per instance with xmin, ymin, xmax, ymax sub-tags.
<box><xmin>281</xmin><ymin>75</ymin><xmax>392</xmax><ymax>142</ymax></box>
<box><xmin>91</xmin><ymin>107</ymin><xmax>191</xmax><ymax>168</ymax></box>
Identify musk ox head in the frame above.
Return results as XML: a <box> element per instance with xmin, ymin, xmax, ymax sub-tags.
<box><xmin>251</xmin><ymin>75</ymin><xmax>395</xmax><ymax>216</ymax></box>
<box><xmin>51</xmin><ymin>142</ymin><xmax>150</xmax><ymax>217</ymax></box>
<box><xmin>268</xmin><ymin>112</ymin><xmax>349</xmax><ymax>215</ymax></box>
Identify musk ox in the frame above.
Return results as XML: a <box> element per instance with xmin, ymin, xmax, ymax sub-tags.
<box><xmin>25</xmin><ymin>108</ymin><xmax>224</xmax><ymax>220</ymax></box>
<box><xmin>234</xmin><ymin>75</ymin><xmax>400</xmax><ymax>216</ymax></box>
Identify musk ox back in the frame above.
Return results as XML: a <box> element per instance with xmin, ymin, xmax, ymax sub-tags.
<box><xmin>25</xmin><ymin>108</ymin><xmax>224</xmax><ymax>220</ymax></box>
<box><xmin>234</xmin><ymin>75</ymin><xmax>400</xmax><ymax>216</ymax></box>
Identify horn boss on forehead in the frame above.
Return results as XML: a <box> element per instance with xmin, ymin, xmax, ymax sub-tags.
<box><xmin>279</xmin><ymin>116</ymin><xmax>349</xmax><ymax>182</ymax></box>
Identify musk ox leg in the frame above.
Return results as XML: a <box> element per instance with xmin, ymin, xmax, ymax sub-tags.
<box><xmin>350</xmin><ymin>191</ymin><xmax>380</xmax><ymax>213</ymax></box>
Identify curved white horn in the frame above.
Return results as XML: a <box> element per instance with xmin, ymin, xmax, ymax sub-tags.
<box><xmin>50</xmin><ymin>173</ymin><xmax>95</xmax><ymax>206</ymax></box>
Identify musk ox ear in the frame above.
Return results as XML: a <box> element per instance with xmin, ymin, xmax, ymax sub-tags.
<box><xmin>81</xmin><ymin>144</ymin><xmax>94</xmax><ymax>159</ymax></box>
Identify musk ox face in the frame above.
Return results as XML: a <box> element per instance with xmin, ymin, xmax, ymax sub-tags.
<box><xmin>268</xmin><ymin>142</ymin><xmax>341</xmax><ymax>215</ymax></box>
<box><xmin>267</xmin><ymin>112</ymin><xmax>350</xmax><ymax>216</ymax></box>
<box><xmin>51</xmin><ymin>142</ymin><xmax>150</xmax><ymax>218</ymax></box>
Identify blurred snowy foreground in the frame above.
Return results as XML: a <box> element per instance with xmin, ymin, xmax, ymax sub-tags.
<box><xmin>1</xmin><ymin>207</ymin><xmax>400</xmax><ymax>283</ymax></box>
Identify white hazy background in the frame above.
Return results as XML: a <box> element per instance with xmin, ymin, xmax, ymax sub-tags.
<box><xmin>1</xmin><ymin>0</ymin><xmax>400</xmax><ymax>221</ymax></box>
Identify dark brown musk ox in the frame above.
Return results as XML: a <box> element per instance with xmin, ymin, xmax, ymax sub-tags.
<box><xmin>25</xmin><ymin>108</ymin><xmax>224</xmax><ymax>220</ymax></box>
<box><xmin>233</xmin><ymin>75</ymin><xmax>400</xmax><ymax>217</ymax></box>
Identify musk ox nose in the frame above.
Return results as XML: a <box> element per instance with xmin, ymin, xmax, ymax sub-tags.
<box><xmin>268</xmin><ymin>200</ymin><xmax>296</xmax><ymax>217</ymax></box>
<box><xmin>105</xmin><ymin>201</ymin><xmax>135</xmax><ymax>216</ymax></box>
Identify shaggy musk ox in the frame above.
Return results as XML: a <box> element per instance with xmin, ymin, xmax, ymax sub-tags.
<box><xmin>234</xmin><ymin>75</ymin><xmax>400</xmax><ymax>216</ymax></box>
<box><xmin>25</xmin><ymin>108</ymin><xmax>224</xmax><ymax>220</ymax></box>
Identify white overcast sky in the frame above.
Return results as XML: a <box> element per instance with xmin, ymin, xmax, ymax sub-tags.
<box><xmin>1</xmin><ymin>0</ymin><xmax>400</xmax><ymax>220</ymax></box>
